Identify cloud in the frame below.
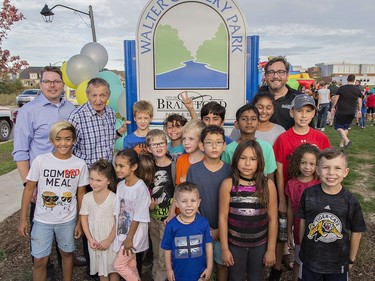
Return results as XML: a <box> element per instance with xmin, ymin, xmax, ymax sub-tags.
<box><xmin>4</xmin><ymin>0</ymin><xmax>375</xmax><ymax>70</ymax></box>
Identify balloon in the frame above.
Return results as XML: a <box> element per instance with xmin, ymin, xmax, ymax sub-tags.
<box><xmin>60</xmin><ymin>61</ymin><xmax>77</xmax><ymax>89</ymax></box>
<box><xmin>76</xmin><ymin>80</ymin><xmax>90</xmax><ymax>105</ymax></box>
<box><xmin>66</xmin><ymin>54</ymin><xmax>99</xmax><ymax>86</ymax></box>
<box><xmin>108</xmin><ymin>85</ymin><xmax>124</xmax><ymax>112</ymax></box>
<box><xmin>80</xmin><ymin>42</ymin><xmax>108</xmax><ymax>70</ymax></box>
<box><xmin>117</xmin><ymin>92</ymin><xmax>126</xmax><ymax>118</ymax></box>
<box><xmin>287</xmin><ymin>79</ymin><xmax>299</xmax><ymax>90</ymax></box>
<box><xmin>98</xmin><ymin>71</ymin><xmax>122</xmax><ymax>86</ymax></box>
<box><xmin>114</xmin><ymin>118</ymin><xmax>126</xmax><ymax>151</ymax></box>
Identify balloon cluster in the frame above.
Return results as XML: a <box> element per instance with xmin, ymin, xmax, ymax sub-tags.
<box><xmin>60</xmin><ymin>42</ymin><xmax>127</xmax><ymax>150</ymax></box>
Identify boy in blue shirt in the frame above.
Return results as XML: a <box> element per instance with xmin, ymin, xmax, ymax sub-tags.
<box><xmin>123</xmin><ymin>100</ymin><xmax>153</xmax><ymax>155</ymax></box>
<box><xmin>162</xmin><ymin>182</ymin><xmax>213</xmax><ymax>281</ymax></box>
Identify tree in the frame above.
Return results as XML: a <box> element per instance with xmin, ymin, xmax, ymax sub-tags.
<box><xmin>0</xmin><ymin>0</ymin><xmax>28</xmax><ymax>79</ymax></box>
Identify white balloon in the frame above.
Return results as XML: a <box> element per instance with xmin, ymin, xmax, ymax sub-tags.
<box><xmin>117</xmin><ymin>91</ymin><xmax>126</xmax><ymax>118</ymax></box>
<box><xmin>80</xmin><ymin>42</ymin><xmax>109</xmax><ymax>70</ymax></box>
<box><xmin>66</xmin><ymin>54</ymin><xmax>99</xmax><ymax>86</ymax></box>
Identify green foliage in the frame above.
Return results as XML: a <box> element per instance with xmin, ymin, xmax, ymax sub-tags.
<box><xmin>154</xmin><ymin>24</ymin><xmax>193</xmax><ymax>74</ymax></box>
<box><xmin>0</xmin><ymin>93</ymin><xmax>17</xmax><ymax>105</ymax></box>
<box><xmin>196</xmin><ymin>23</ymin><xmax>228</xmax><ymax>73</ymax></box>
<box><xmin>0</xmin><ymin>248</ymin><xmax>6</xmax><ymax>262</ymax></box>
<box><xmin>0</xmin><ymin>141</ymin><xmax>17</xmax><ymax>176</ymax></box>
<box><xmin>324</xmin><ymin>123</ymin><xmax>375</xmax><ymax>212</ymax></box>
<box><xmin>0</xmin><ymin>78</ymin><xmax>24</xmax><ymax>94</ymax></box>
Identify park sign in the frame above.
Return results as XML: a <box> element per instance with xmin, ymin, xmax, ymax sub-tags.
<box><xmin>136</xmin><ymin>0</ymin><xmax>247</xmax><ymax>123</ymax></box>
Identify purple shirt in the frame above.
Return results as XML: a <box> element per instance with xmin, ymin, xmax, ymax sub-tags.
<box><xmin>12</xmin><ymin>93</ymin><xmax>75</xmax><ymax>164</ymax></box>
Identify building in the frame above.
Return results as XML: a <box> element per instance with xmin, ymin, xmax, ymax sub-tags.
<box><xmin>19</xmin><ymin>67</ymin><xmax>43</xmax><ymax>87</ymax></box>
<box><xmin>315</xmin><ymin>63</ymin><xmax>375</xmax><ymax>85</ymax></box>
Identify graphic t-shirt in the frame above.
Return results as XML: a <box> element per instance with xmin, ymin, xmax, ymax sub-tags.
<box><xmin>113</xmin><ymin>179</ymin><xmax>151</xmax><ymax>253</ymax></box>
<box><xmin>150</xmin><ymin>163</ymin><xmax>175</xmax><ymax>220</ymax></box>
<box><xmin>168</xmin><ymin>143</ymin><xmax>185</xmax><ymax>161</ymax></box>
<box><xmin>27</xmin><ymin>152</ymin><xmax>89</xmax><ymax>224</ymax></box>
<box><xmin>123</xmin><ymin>133</ymin><xmax>148</xmax><ymax>155</ymax></box>
<box><xmin>161</xmin><ymin>214</ymin><xmax>213</xmax><ymax>281</ymax></box>
<box><xmin>297</xmin><ymin>184</ymin><xmax>367</xmax><ymax>274</ymax></box>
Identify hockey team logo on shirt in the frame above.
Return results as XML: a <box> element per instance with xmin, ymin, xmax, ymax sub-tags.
<box><xmin>307</xmin><ymin>212</ymin><xmax>343</xmax><ymax>243</ymax></box>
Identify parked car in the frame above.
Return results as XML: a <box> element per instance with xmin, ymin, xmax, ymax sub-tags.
<box><xmin>16</xmin><ymin>89</ymin><xmax>40</xmax><ymax>107</ymax></box>
<box><xmin>0</xmin><ymin>106</ymin><xmax>14</xmax><ymax>141</ymax></box>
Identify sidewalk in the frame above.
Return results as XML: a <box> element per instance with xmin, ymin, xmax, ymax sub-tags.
<box><xmin>0</xmin><ymin>169</ymin><xmax>23</xmax><ymax>223</ymax></box>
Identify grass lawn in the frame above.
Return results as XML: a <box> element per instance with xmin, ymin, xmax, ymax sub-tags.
<box><xmin>323</xmin><ymin>123</ymin><xmax>375</xmax><ymax>213</ymax></box>
<box><xmin>0</xmin><ymin>141</ymin><xmax>16</xmax><ymax>175</ymax></box>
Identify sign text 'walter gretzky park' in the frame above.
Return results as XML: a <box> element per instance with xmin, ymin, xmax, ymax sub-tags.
<box><xmin>136</xmin><ymin>0</ymin><xmax>248</xmax><ymax>124</ymax></box>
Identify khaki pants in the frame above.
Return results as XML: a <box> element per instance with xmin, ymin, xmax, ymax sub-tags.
<box><xmin>149</xmin><ymin>217</ymin><xmax>167</xmax><ymax>281</ymax></box>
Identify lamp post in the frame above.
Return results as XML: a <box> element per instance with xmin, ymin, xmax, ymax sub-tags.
<box><xmin>40</xmin><ymin>4</ymin><xmax>97</xmax><ymax>42</ymax></box>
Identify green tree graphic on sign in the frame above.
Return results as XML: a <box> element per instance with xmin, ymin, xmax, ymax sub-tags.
<box><xmin>196</xmin><ymin>23</ymin><xmax>228</xmax><ymax>73</ymax></box>
<box><xmin>155</xmin><ymin>24</ymin><xmax>193</xmax><ymax>74</ymax></box>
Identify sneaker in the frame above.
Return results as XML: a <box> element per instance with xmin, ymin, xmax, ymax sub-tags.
<box><xmin>268</xmin><ymin>267</ymin><xmax>282</xmax><ymax>281</ymax></box>
<box><xmin>320</xmin><ymin>128</ymin><xmax>325</xmax><ymax>131</ymax></box>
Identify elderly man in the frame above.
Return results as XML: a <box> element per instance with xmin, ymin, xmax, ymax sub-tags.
<box><xmin>68</xmin><ymin>77</ymin><xmax>127</xmax><ymax>167</ymax></box>
<box><xmin>332</xmin><ymin>74</ymin><xmax>362</xmax><ymax>148</ymax></box>
<box><xmin>13</xmin><ymin>66</ymin><xmax>76</xmax><ymax>281</ymax></box>
<box><xmin>67</xmin><ymin>77</ymin><xmax>127</xmax><ymax>280</ymax></box>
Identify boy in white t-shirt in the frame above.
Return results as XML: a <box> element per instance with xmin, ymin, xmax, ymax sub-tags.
<box><xmin>19</xmin><ymin>121</ymin><xmax>89</xmax><ymax>281</ymax></box>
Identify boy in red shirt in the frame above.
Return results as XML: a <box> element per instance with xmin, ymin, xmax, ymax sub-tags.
<box><xmin>270</xmin><ymin>94</ymin><xmax>330</xmax><ymax>281</ymax></box>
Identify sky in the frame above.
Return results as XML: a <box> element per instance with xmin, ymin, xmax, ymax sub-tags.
<box><xmin>3</xmin><ymin>0</ymin><xmax>375</xmax><ymax>71</ymax></box>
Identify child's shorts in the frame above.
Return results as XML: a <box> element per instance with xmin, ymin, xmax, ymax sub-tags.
<box><xmin>302</xmin><ymin>265</ymin><xmax>348</xmax><ymax>281</ymax></box>
<box><xmin>31</xmin><ymin>219</ymin><xmax>76</xmax><ymax>258</ymax></box>
<box><xmin>213</xmin><ymin>241</ymin><xmax>224</xmax><ymax>265</ymax></box>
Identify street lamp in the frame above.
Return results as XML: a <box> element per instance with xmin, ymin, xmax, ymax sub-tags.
<box><xmin>40</xmin><ymin>4</ymin><xmax>97</xmax><ymax>42</ymax></box>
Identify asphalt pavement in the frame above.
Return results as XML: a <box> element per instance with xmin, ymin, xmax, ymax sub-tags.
<box><xmin>0</xmin><ymin>169</ymin><xmax>23</xmax><ymax>223</ymax></box>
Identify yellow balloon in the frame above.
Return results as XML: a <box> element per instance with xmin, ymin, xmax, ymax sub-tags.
<box><xmin>61</xmin><ymin>61</ymin><xmax>77</xmax><ymax>89</ymax></box>
<box><xmin>76</xmin><ymin>80</ymin><xmax>89</xmax><ymax>105</ymax></box>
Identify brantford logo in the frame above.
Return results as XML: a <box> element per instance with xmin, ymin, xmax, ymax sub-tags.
<box><xmin>307</xmin><ymin>212</ymin><xmax>343</xmax><ymax>243</ymax></box>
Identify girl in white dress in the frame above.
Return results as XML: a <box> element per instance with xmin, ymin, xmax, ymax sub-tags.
<box><xmin>80</xmin><ymin>159</ymin><xmax>120</xmax><ymax>281</ymax></box>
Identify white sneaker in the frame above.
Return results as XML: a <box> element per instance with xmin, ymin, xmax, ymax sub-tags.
<box><xmin>320</xmin><ymin>128</ymin><xmax>325</xmax><ymax>131</ymax></box>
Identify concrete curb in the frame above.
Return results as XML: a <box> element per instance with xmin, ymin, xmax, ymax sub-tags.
<box><xmin>0</xmin><ymin>169</ymin><xmax>23</xmax><ymax>223</ymax></box>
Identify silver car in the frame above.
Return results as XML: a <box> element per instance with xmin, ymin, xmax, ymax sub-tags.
<box><xmin>16</xmin><ymin>89</ymin><xmax>40</xmax><ymax>107</ymax></box>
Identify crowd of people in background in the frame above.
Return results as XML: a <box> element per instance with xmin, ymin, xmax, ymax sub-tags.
<box><xmin>12</xmin><ymin>57</ymin><xmax>369</xmax><ymax>281</ymax></box>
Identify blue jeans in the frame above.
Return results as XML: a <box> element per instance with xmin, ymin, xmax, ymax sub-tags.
<box><xmin>359</xmin><ymin>115</ymin><xmax>366</xmax><ymax>127</ymax></box>
<box><xmin>317</xmin><ymin>103</ymin><xmax>330</xmax><ymax>129</ymax></box>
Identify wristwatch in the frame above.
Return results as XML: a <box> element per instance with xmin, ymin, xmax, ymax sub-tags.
<box><xmin>348</xmin><ymin>258</ymin><xmax>355</xmax><ymax>264</ymax></box>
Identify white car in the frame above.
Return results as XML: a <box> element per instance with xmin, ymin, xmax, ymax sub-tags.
<box><xmin>0</xmin><ymin>106</ymin><xmax>14</xmax><ymax>141</ymax></box>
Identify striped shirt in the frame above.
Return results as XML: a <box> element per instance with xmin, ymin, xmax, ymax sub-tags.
<box><xmin>68</xmin><ymin>102</ymin><xmax>116</xmax><ymax>167</ymax></box>
<box><xmin>228</xmin><ymin>185</ymin><xmax>268</xmax><ymax>247</ymax></box>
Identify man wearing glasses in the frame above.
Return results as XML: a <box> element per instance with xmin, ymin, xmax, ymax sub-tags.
<box><xmin>230</xmin><ymin>56</ymin><xmax>302</xmax><ymax>142</ymax></box>
<box><xmin>13</xmin><ymin>66</ymin><xmax>76</xmax><ymax>281</ymax></box>
<box><xmin>261</xmin><ymin>56</ymin><xmax>302</xmax><ymax>130</ymax></box>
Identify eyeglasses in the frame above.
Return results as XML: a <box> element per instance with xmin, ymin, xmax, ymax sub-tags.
<box><xmin>149</xmin><ymin>142</ymin><xmax>167</xmax><ymax>148</ymax></box>
<box><xmin>41</xmin><ymin>80</ymin><xmax>63</xmax><ymax>85</ymax></box>
<box><xmin>203</xmin><ymin>141</ymin><xmax>225</xmax><ymax>147</ymax></box>
<box><xmin>265</xmin><ymin>70</ymin><xmax>287</xmax><ymax>77</ymax></box>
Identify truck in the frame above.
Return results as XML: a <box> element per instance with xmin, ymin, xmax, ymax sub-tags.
<box><xmin>0</xmin><ymin>106</ymin><xmax>14</xmax><ymax>141</ymax></box>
